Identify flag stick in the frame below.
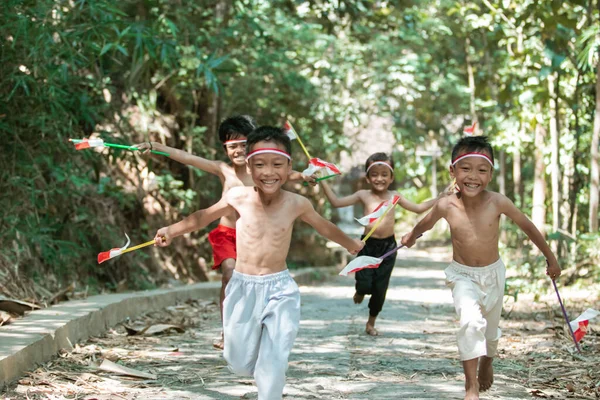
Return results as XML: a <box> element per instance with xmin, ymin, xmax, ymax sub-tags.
<box><xmin>302</xmin><ymin>174</ymin><xmax>339</xmax><ymax>187</ymax></box>
<box><xmin>120</xmin><ymin>239</ymin><xmax>157</xmax><ymax>255</ymax></box>
<box><xmin>378</xmin><ymin>234</ymin><xmax>423</xmax><ymax>259</ymax></box>
<box><xmin>287</xmin><ymin>121</ymin><xmax>312</xmax><ymax>160</ymax></box>
<box><xmin>552</xmin><ymin>278</ymin><xmax>582</xmax><ymax>353</ymax></box>
<box><xmin>104</xmin><ymin>143</ymin><xmax>170</xmax><ymax>157</ymax></box>
<box><xmin>69</xmin><ymin>139</ymin><xmax>170</xmax><ymax>157</ymax></box>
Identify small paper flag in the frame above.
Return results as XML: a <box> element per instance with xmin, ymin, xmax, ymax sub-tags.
<box><xmin>98</xmin><ymin>234</ymin><xmax>131</xmax><ymax>264</ymax></box>
<box><xmin>463</xmin><ymin>122</ymin><xmax>477</xmax><ymax>136</ymax></box>
<box><xmin>569</xmin><ymin>308</ymin><xmax>600</xmax><ymax>342</ymax></box>
<box><xmin>302</xmin><ymin>157</ymin><xmax>341</xmax><ymax>178</ymax></box>
<box><xmin>283</xmin><ymin>120</ymin><xmax>297</xmax><ymax>140</ymax></box>
<box><xmin>338</xmin><ymin>255</ymin><xmax>382</xmax><ymax>276</ymax></box>
<box><xmin>355</xmin><ymin>195</ymin><xmax>400</xmax><ymax>226</ymax></box>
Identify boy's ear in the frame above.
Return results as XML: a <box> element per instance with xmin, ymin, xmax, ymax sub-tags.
<box><xmin>448</xmin><ymin>165</ymin><xmax>455</xmax><ymax>178</ymax></box>
<box><xmin>246</xmin><ymin>160</ymin><xmax>252</xmax><ymax>174</ymax></box>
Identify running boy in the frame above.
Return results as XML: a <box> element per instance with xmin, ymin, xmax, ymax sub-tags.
<box><xmin>321</xmin><ymin>152</ymin><xmax>445</xmax><ymax>336</ymax></box>
<box><xmin>401</xmin><ymin>136</ymin><xmax>561</xmax><ymax>400</ymax></box>
<box><xmin>136</xmin><ymin>116</ymin><xmax>314</xmax><ymax>349</ymax></box>
<box><xmin>154</xmin><ymin>126</ymin><xmax>363</xmax><ymax>399</ymax></box>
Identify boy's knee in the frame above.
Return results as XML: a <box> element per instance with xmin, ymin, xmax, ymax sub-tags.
<box><xmin>225</xmin><ymin>356</ymin><xmax>255</xmax><ymax>376</ymax></box>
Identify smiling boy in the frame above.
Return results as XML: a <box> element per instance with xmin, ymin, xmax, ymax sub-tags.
<box><xmin>136</xmin><ymin>116</ymin><xmax>313</xmax><ymax>349</ymax></box>
<box><xmin>154</xmin><ymin>126</ymin><xmax>363</xmax><ymax>399</ymax></box>
<box><xmin>401</xmin><ymin>136</ymin><xmax>561</xmax><ymax>400</ymax></box>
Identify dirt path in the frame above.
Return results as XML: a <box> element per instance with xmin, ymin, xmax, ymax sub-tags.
<box><xmin>5</xmin><ymin>250</ymin><xmax>596</xmax><ymax>399</ymax></box>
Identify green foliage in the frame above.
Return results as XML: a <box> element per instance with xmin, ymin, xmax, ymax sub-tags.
<box><xmin>1</xmin><ymin>0</ymin><xmax>598</xmax><ymax>296</ymax></box>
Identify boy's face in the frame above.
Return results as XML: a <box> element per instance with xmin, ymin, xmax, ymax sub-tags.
<box><xmin>246</xmin><ymin>140</ymin><xmax>292</xmax><ymax>195</ymax></box>
<box><xmin>366</xmin><ymin>164</ymin><xmax>394</xmax><ymax>193</ymax></box>
<box><xmin>224</xmin><ymin>134</ymin><xmax>247</xmax><ymax>166</ymax></box>
<box><xmin>449</xmin><ymin>151</ymin><xmax>493</xmax><ymax>197</ymax></box>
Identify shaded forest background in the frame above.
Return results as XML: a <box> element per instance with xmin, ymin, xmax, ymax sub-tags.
<box><xmin>1</xmin><ymin>0</ymin><xmax>599</xmax><ymax>301</ymax></box>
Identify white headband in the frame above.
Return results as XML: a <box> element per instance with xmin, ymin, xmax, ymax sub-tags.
<box><xmin>224</xmin><ymin>139</ymin><xmax>247</xmax><ymax>145</ymax></box>
<box><xmin>451</xmin><ymin>152</ymin><xmax>494</xmax><ymax>167</ymax></box>
<box><xmin>246</xmin><ymin>148</ymin><xmax>291</xmax><ymax>161</ymax></box>
<box><xmin>366</xmin><ymin>161</ymin><xmax>394</xmax><ymax>174</ymax></box>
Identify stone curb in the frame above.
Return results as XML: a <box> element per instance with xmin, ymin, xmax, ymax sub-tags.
<box><xmin>0</xmin><ymin>266</ymin><xmax>336</xmax><ymax>389</ymax></box>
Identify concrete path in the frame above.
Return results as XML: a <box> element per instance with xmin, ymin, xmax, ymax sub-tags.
<box><xmin>2</xmin><ymin>253</ymin><xmax>532</xmax><ymax>399</ymax></box>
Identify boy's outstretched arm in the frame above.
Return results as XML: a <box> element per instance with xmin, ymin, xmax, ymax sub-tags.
<box><xmin>321</xmin><ymin>181</ymin><xmax>363</xmax><ymax>208</ymax></box>
<box><xmin>396</xmin><ymin>182</ymin><xmax>454</xmax><ymax>214</ymax></box>
<box><xmin>499</xmin><ymin>195</ymin><xmax>561</xmax><ymax>279</ymax></box>
<box><xmin>401</xmin><ymin>200</ymin><xmax>445</xmax><ymax>247</ymax></box>
<box><xmin>136</xmin><ymin>141</ymin><xmax>224</xmax><ymax>177</ymax></box>
<box><xmin>155</xmin><ymin>195</ymin><xmax>233</xmax><ymax>247</ymax></box>
<box><xmin>299</xmin><ymin>198</ymin><xmax>364</xmax><ymax>254</ymax></box>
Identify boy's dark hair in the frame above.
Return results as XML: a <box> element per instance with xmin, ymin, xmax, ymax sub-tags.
<box><xmin>365</xmin><ymin>152</ymin><xmax>394</xmax><ymax>172</ymax></box>
<box><xmin>451</xmin><ymin>136</ymin><xmax>494</xmax><ymax>164</ymax></box>
<box><xmin>218</xmin><ymin>115</ymin><xmax>257</xmax><ymax>143</ymax></box>
<box><xmin>246</xmin><ymin>126</ymin><xmax>292</xmax><ymax>156</ymax></box>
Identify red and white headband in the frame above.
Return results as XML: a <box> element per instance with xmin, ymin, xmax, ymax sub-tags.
<box><xmin>246</xmin><ymin>148</ymin><xmax>291</xmax><ymax>161</ymax></box>
<box><xmin>366</xmin><ymin>161</ymin><xmax>394</xmax><ymax>174</ymax></box>
<box><xmin>224</xmin><ymin>139</ymin><xmax>247</xmax><ymax>145</ymax></box>
<box><xmin>451</xmin><ymin>152</ymin><xmax>494</xmax><ymax>167</ymax></box>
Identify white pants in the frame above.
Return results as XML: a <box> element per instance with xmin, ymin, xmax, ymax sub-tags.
<box><xmin>445</xmin><ymin>259</ymin><xmax>506</xmax><ymax>361</ymax></box>
<box><xmin>223</xmin><ymin>269</ymin><xmax>301</xmax><ymax>400</ymax></box>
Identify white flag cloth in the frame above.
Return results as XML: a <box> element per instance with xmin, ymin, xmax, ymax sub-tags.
<box><xmin>338</xmin><ymin>255</ymin><xmax>382</xmax><ymax>276</ymax></box>
<box><xmin>302</xmin><ymin>157</ymin><xmax>341</xmax><ymax>177</ymax></box>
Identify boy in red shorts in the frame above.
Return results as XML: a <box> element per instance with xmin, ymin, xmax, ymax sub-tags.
<box><xmin>136</xmin><ymin>116</ymin><xmax>313</xmax><ymax>349</ymax></box>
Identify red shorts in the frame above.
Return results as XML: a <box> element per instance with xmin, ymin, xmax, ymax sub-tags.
<box><xmin>207</xmin><ymin>225</ymin><xmax>237</xmax><ymax>270</ymax></box>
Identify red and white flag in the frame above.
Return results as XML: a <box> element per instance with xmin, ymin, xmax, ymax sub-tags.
<box><xmin>355</xmin><ymin>195</ymin><xmax>400</xmax><ymax>226</ymax></box>
<box><xmin>283</xmin><ymin>120</ymin><xmax>297</xmax><ymax>140</ymax></box>
<box><xmin>302</xmin><ymin>157</ymin><xmax>341</xmax><ymax>177</ymax></box>
<box><xmin>339</xmin><ymin>255</ymin><xmax>382</xmax><ymax>276</ymax></box>
<box><xmin>463</xmin><ymin>122</ymin><xmax>477</xmax><ymax>136</ymax></box>
<box><xmin>71</xmin><ymin>137</ymin><xmax>105</xmax><ymax>150</ymax></box>
<box><xmin>569</xmin><ymin>308</ymin><xmax>599</xmax><ymax>342</ymax></box>
<box><xmin>97</xmin><ymin>234</ymin><xmax>131</xmax><ymax>264</ymax></box>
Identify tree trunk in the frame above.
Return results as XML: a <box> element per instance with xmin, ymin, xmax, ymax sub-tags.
<box><xmin>548</xmin><ymin>73</ymin><xmax>561</xmax><ymax>237</ymax></box>
<box><xmin>497</xmin><ymin>150</ymin><xmax>506</xmax><ymax>196</ymax></box>
<box><xmin>513</xmin><ymin>125</ymin><xmax>523</xmax><ymax>208</ymax></box>
<box><xmin>590</xmin><ymin>58</ymin><xmax>600</xmax><ymax>232</ymax></box>
<box><xmin>532</xmin><ymin>104</ymin><xmax>547</xmax><ymax>234</ymax></box>
<box><xmin>465</xmin><ymin>36</ymin><xmax>478</xmax><ymax>129</ymax></box>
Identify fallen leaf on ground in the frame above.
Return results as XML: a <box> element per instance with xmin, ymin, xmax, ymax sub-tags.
<box><xmin>97</xmin><ymin>359</ymin><xmax>157</xmax><ymax>380</ymax></box>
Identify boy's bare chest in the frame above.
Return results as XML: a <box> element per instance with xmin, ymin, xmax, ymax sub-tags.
<box><xmin>447</xmin><ymin>206</ymin><xmax>499</xmax><ymax>237</ymax></box>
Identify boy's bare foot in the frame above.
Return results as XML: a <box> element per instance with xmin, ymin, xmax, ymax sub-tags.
<box><xmin>478</xmin><ymin>356</ymin><xmax>494</xmax><ymax>391</ymax></box>
<box><xmin>212</xmin><ymin>332</ymin><xmax>224</xmax><ymax>350</ymax></box>
<box><xmin>353</xmin><ymin>292</ymin><xmax>364</xmax><ymax>304</ymax></box>
<box><xmin>464</xmin><ymin>380</ymin><xmax>479</xmax><ymax>400</ymax></box>
<box><xmin>365</xmin><ymin>324</ymin><xmax>379</xmax><ymax>336</ymax></box>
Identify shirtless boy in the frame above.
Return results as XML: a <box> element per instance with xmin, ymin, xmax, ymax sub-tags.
<box><xmin>137</xmin><ymin>116</ymin><xmax>313</xmax><ymax>349</ymax></box>
<box><xmin>154</xmin><ymin>126</ymin><xmax>363</xmax><ymax>399</ymax></box>
<box><xmin>401</xmin><ymin>136</ymin><xmax>561</xmax><ymax>400</ymax></box>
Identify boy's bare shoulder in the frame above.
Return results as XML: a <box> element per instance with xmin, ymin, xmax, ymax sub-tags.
<box><xmin>225</xmin><ymin>186</ymin><xmax>252</xmax><ymax>200</ymax></box>
<box><xmin>437</xmin><ymin>193</ymin><xmax>457</xmax><ymax>209</ymax></box>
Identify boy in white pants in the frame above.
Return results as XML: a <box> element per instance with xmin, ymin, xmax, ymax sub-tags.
<box><xmin>402</xmin><ymin>136</ymin><xmax>561</xmax><ymax>400</ymax></box>
<box><xmin>155</xmin><ymin>126</ymin><xmax>363</xmax><ymax>399</ymax></box>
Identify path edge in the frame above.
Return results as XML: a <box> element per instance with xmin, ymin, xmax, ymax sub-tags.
<box><xmin>0</xmin><ymin>266</ymin><xmax>335</xmax><ymax>389</ymax></box>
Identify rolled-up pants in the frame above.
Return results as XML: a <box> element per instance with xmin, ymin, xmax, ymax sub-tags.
<box><xmin>444</xmin><ymin>259</ymin><xmax>505</xmax><ymax>361</ymax></box>
<box><xmin>223</xmin><ymin>269</ymin><xmax>301</xmax><ymax>400</ymax></box>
